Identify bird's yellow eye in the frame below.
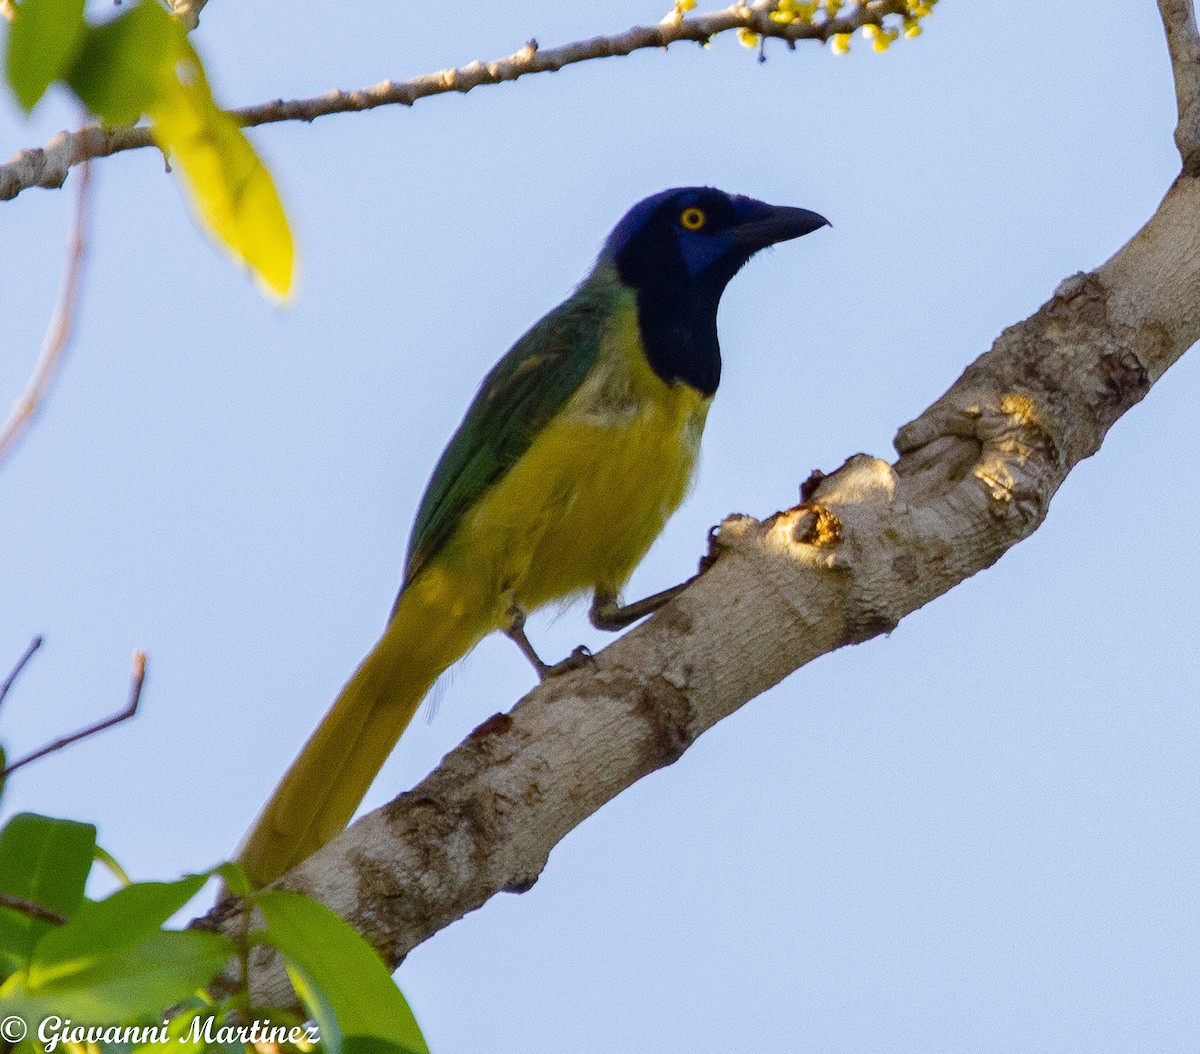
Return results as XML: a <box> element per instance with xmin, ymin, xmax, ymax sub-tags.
<box><xmin>679</xmin><ymin>207</ymin><xmax>707</xmax><ymax>231</ymax></box>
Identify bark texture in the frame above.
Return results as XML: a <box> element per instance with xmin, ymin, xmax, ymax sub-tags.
<box><xmin>198</xmin><ymin>1</ymin><xmax>1200</xmax><ymax>1010</ymax></box>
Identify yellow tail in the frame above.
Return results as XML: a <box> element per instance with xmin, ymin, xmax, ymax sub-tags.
<box><xmin>237</xmin><ymin>568</ymin><xmax>491</xmax><ymax>888</ymax></box>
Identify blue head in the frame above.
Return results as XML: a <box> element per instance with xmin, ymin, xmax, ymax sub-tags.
<box><xmin>599</xmin><ymin>187</ymin><xmax>828</xmax><ymax>395</ymax></box>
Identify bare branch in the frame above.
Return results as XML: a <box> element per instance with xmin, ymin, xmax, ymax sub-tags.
<box><xmin>0</xmin><ymin>891</ymin><xmax>68</xmax><ymax>926</ymax></box>
<box><xmin>0</xmin><ymin>157</ymin><xmax>91</xmax><ymax>467</ymax></box>
<box><xmin>0</xmin><ymin>1</ymin><xmax>906</xmax><ymax>201</ymax></box>
<box><xmin>0</xmin><ymin>636</ymin><xmax>43</xmax><ymax>714</ymax></box>
<box><xmin>1159</xmin><ymin>0</ymin><xmax>1200</xmax><ymax>170</ymax></box>
<box><xmin>2</xmin><ymin>0</ymin><xmax>203</xmax><ymax>27</ymax></box>
<box><xmin>0</xmin><ymin>651</ymin><xmax>147</xmax><ymax>779</ymax></box>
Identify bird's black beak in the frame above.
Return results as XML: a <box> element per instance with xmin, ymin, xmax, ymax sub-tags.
<box><xmin>729</xmin><ymin>199</ymin><xmax>830</xmax><ymax>251</ymax></box>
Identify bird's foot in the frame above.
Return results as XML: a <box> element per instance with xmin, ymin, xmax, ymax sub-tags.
<box><xmin>697</xmin><ymin>523</ymin><xmax>726</xmax><ymax>574</ymax></box>
<box><xmin>505</xmin><ymin>605</ymin><xmax>594</xmax><ymax>680</ymax></box>
<box><xmin>588</xmin><ymin>527</ymin><xmax>726</xmax><ymax>632</ymax></box>
<box><xmin>538</xmin><ymin>644</ymin><xmax>594</xmax><ymax>680</ymax></box>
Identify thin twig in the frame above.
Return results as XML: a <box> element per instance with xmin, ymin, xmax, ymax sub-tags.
<box><xmin>0</xmin><ymin>651</ymin><xmax>147</xmax><ymax>779</ymax></box>
<box><xmin>4</xmin><ymin>0</ymin><xmax>202</xmax><ymax>26</ymax></box>
<box><xmin>0</xmin><ymin>1</ymin><xmax>907</xmax><ymax>201</ymax></box>
<box><xmin>0</xmin><ymin>891</ymin><xmax>68</xmax><ymax>926</ymax></box>
<box><xmin>1158</xmin><ymin>0</ymin><xmax>1200</xmax><ymax>170</ymax></box>
<box><xmin>0</xmin><ymin>636</ymin><xmax>43</xmax><ymax>714</ymax></box>
<box><xmin>0</xmin><ymin>156</ymin><xmax>91</xmax><ymax>466</ymax></box>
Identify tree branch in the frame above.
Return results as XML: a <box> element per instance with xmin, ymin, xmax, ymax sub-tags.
<box><xmin>0</xmin><ymin>636</ymin><xmax>42</xmax><ymax>714</ymax></box>
<box><xmin>199</xmin><ymin>147</ymin><xmax>1200</xmax><ymax>1019</ymax></box>
<box><xmin>0</xmin><ymin>651</ymin><xmax>146</xmax><ymax>780</ymax></box>
<box><xmin>1159</xmin><ymin>0</ymin><xmax>1200</xmax><ymax>171</ymax></box>
<box><xmin>0</xmin><ymin>157</ymin><xmax>90</xmax><ymax>467</ymax></box>
<box><xmin>0</xmin><ymin>891</ymin><xmax>67</xmax><ymax>926</ymax></box>
<box><xmin>0</xmin><ymin>1</ymin><xmax>907</xmax><ymax>201</ymax></box>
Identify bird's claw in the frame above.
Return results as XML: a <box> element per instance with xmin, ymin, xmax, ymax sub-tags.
<box><xmin>541</xmin><ymin>644</ymin><xmax>594</xmax><ymax>680</ymax></box>
<box><xmin>697</xmin><ymin>524</ymin><xmax>726</xmax><ymax>574</ymax></box>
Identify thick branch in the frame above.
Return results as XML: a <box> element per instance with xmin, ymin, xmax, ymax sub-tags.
<box><xmin>1160</xmin><ymin>0</ymin><xmax>1200</xmax><ymax>170</ymax></box>
<box><xmin>0</xmin><ymin>1</ymin><xmax>905</xmax><ymax>201</ymax></box>
<box><xmin>198</xmin><ymin>165</ymin><xmax>1199</xmax><ymax>1013</ymax></box>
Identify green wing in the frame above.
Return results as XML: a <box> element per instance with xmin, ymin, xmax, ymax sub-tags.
<box><xmin>399</xmin><ymin>282</ymin><xmax>613</xmax><ymax>594</ymax></box>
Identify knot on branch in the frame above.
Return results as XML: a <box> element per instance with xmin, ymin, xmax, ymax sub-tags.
<box><xmin>839</xmin><ymin>605</ymin><xmax>900</xmax><ymax>646</ymax></box>
<box><xmin>1035</xmin><ymin>269</ymin><xmax>1151</xmax><ymax>455</ymax></box>
<box><xmin>628</xmin><ymin>676</ymin><xmax>696</xmax><ymax>770</ymax></box>
<box><xmin>789</xmin><ymin>503</ymin><xmax>843</xmax><ymax>547</ymax></box>
<box><xmin>969</xmin><ymin>393</ymin><xmax>1056</xmax><ymax>533</ymax></box>
<box><xmin>728</xmin><ymin>457</ymin><xmax>898</xmax><ymax>577</ymax></box>
<box><xmin>768</xmin><ymin>456</ymin><xmax>896</xmax><ymax>561</ymax></box>
<box><xmin>806</xmin><ymin>454</ymin><xmax>897</xmax><ymax>507</ymax></box>
<box><xmin>1049</xmin><ymin>269</ymin><xmax>1108</xmax><ymax>321</ymax></box>
<box><xmin>709</xmin><ymin>457</ymin><xmax>903</xmax><ymax>641</ymax></box>
<box><xmin>893</xmin><ymin>380</ymin><xmax>1061</xmax><ymax>533</ymax></box>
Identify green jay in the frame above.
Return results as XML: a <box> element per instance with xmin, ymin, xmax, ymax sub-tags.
<box><xmin>238</xmin><ymin>187</ymin><xmax>828</xmax><ymax>888</ymax></box>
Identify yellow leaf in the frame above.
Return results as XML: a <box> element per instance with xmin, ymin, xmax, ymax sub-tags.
<box><xmin>150</xmin><ymin>48</ymin><xmax>294</xmax><ymax>300</ymax></box>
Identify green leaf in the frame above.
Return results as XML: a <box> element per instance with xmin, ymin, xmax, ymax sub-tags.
<box><xmin>1</xmin><ymin>929</ymin><xmax>235</xmax><ymax>1024</ymax></box>
<box><xmin>131</xmin><ymin>1007</ymin><xmax>204</xmax><ymax>1054</ymax></box>
<box><xmin>65</xmin><ymin>0</ymin><xmax>294</xmax><ymax>298</ymax></box>
<box><xmin>342</xmin><ymin>1039</ymin><xmax>425</xmax><ymax>1054</ymax></box>
<box><xmin>0</xmin><ymin>814</ymin><xmax>94</xmax><ymax>976</ymax></box>
<box><xmin>256</xmin><ymin>890</ymin><xmax>428</xmax><ymax>1054</ymax></box>
<box><xmin>64</xmin><ymin>2</ymin><xmax>177</xmax><ymax>126</ymax></box>
<box><xmin>212</xmin><ymin>861</ymin><xmax>251</xmax><ymax>899</ymax></box>
<box><xmin>26</xmin><ymin>872</ymin><xmax>209</xmax><ymax>989</ymax></box>
<box><xmin>5</xmin><ymin>0</ymin><xmax>87</xmax><ymax>112</ymax></box>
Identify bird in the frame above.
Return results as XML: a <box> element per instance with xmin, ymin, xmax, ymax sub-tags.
<box><xmin>237</xmin><ymin>187</ymin><xmax>828</xmax><ymax>888</ymax></box>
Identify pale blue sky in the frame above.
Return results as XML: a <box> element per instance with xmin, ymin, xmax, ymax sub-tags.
<box><xmin>2</xmin><ymin>3</ymin><xmax>1198</xmax><ymax>1051</ymax></box>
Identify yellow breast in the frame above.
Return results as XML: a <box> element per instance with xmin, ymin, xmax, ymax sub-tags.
<box><xmin>436</xmin><ymin>293</ymin><xmax>711</xmax><ymax>623</ymax></box>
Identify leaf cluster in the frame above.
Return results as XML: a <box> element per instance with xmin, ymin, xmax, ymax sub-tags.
<box><xmin>0</xmin><ymin>813</ymin><xmax>428</xmax><ymax>1052</ymax></box>
<box><xmin>5</xmin><ymin>0</ymin><xmax>293</xmax><ymax>297</ymax></box>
